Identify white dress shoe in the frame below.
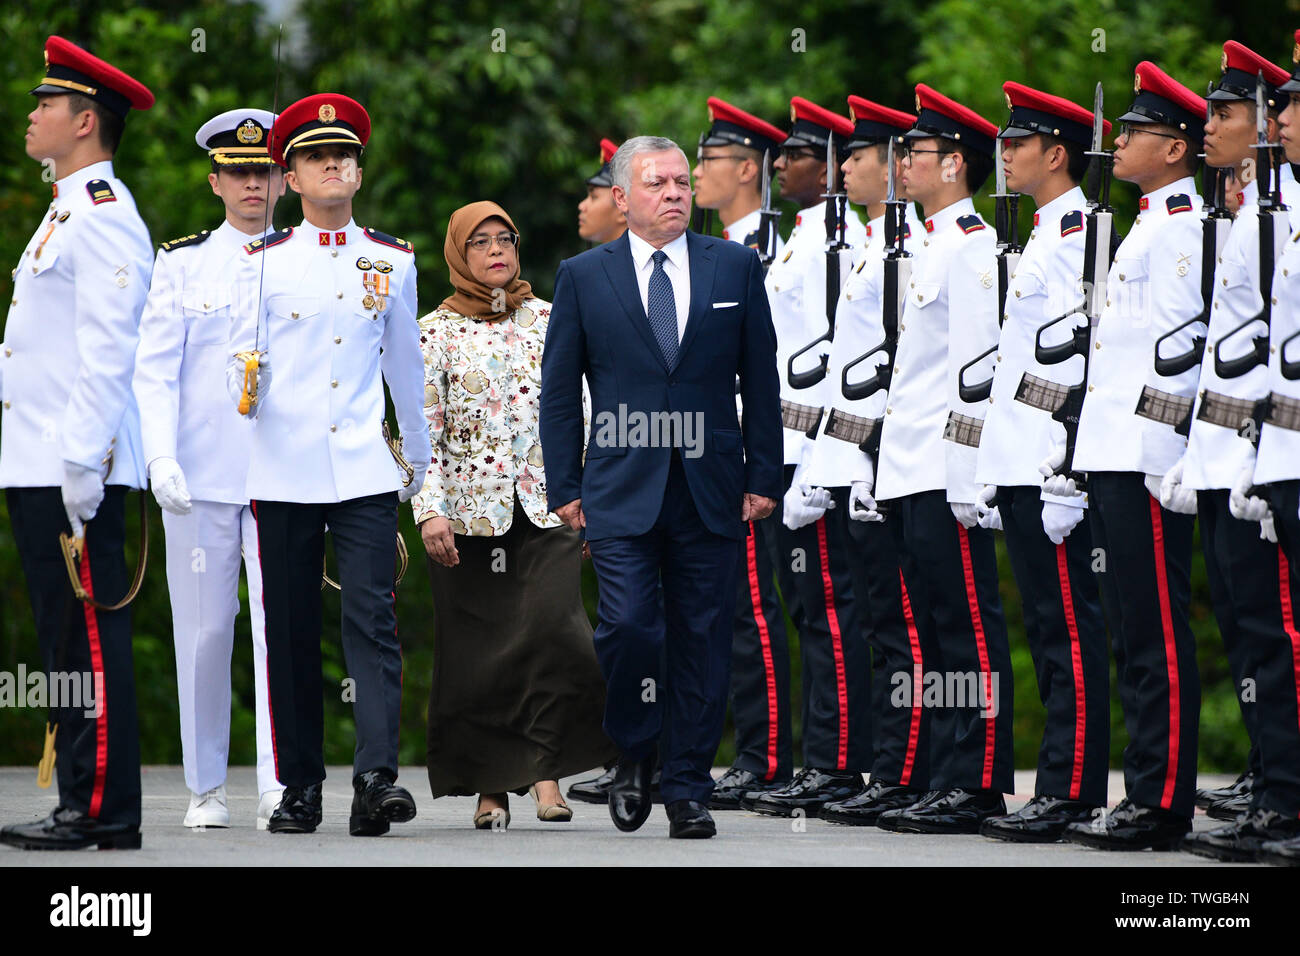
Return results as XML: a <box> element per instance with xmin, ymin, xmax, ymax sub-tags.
<box><xmin>256</xmin><ymin>790</ymin><xmax>284</xmax><ymax>831</ymax></box>
<box><xmin>184</xmin><ymin>785</ymin><xmax>230</xmax><ymax>828</ymax></box>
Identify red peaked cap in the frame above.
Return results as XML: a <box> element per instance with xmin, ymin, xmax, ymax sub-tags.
<box><xmin>32</xmin><ymin>35</ymin><xmax>154</xmax><ymax>118</ymax></box>
<box><xmin>782</xmin><ymin>96</ymin><xmax>854</xmax><ymax>153</ymax></box>
<box><xmin>1001</xmin><ymin>81</ymin><xmax>1111</xmax><ymax>148</ymax></box>
<box><xmin>1210</xmin><ymin>40</ymin><xmax>1290</xmax><ymax>106</ymax></box>
<box><xmin>702</xmin><ymin>96</ymin><xmax>786</xmax><ymax>155</ymax></box>
<box><xmin>270</xmin><ymin>93</ymin><xmax>371</xmax><ymax>167</ymax></box>
<box><xmin>845</xmin><ymin>95</ymin><xmax>917</xmax><ymax>148</ymax></box>
<box><xmin>906</xmin><ymin>84</ymin><xmax>999</xmax><ymax>156</ymax></box>
<box><xmin>1120</xmin><ymin>62</ymin><xmax>1207</xmax><ymax>142</ymax></box>
<box><xmin>1285</xmin><ymin>30</ymin><xmax>1300</xmax><ymax>93</ymax></box>
<box><xmin>587</xmin><ymin>137</ymin><xmax>620</xmax><ymax>187</ymax></box>
<box><xmin>600</xmin><ymin>138</ymin><xmax>619</xmax><ymax>163</ymax></box>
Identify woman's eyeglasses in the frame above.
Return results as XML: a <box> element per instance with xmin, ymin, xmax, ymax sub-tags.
<box><xmin>466</xmin><ymin>233</ymin><xmax>519</xmax><ymax>251</ymax></box>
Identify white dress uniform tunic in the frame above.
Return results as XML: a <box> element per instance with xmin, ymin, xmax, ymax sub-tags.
<box><xmin>1255</xmin><ymin>220</ymin><xmax>1300</xmax><ymax>486</ymax></box>
<box><xmin>133</xmin><ymin>220</ymin><xmax>278</xmax><ymax>799</ymax></box>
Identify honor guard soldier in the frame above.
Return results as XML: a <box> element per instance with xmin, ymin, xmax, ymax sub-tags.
<box><xmin>577</xmin><ymin>138</ymin><xmax>628</xmax><ymax>246</ymax></box>
<box><xmin>689</xmin><ymin>97</ymin><xmax>795</xmax><ymax>808</ymax></box>
<box><xmin>226</xmin><ymin>94</ymin><xmax>432</xmax><ymax>836</ymax></box>
<box><xmin>1061</xmin><ymin>62</ymin><xmax>1208</xmax><ymax>851</ymax></box>
<box><xmin>802</xmin><ymin>97</ymin><xmax>937</xmax><ymax>825</ymax></box>
<box><xmin>974</xmin><ymin>82</ymin><xmax>1112</xmax><ymax>841</ymax></box>
<box><xmin>133</xmin><ymin>108</ymin><xmax>286</xmax><ymax>829</ymax></box>
<box><xmin>1164</xmin><ymin>42</ymin><xmax>1295</xmax><ymax>835</ymax></box>
<box><xmin>1189</xmin><ymin>36</ymin><xmax>1300</xmax><ymax>864</ymax></box>
<box><xmin>0</xmin><ymin>37</ymin><xmax>154</xmax><ymax>851</ymax></box>
<box><xmin>747</xmin><ymin>96</ymin><xmax>871</xmax><ymax>815</ymax></box>
<box><xmin>873</xmin><ymin>85</ymin><xmax>1016</xmax><ymax>833</ymax></box>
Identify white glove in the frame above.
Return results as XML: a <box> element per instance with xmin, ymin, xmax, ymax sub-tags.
<box><xmin>975</xmin><ymin>484</ymin><xmax>1001</xmax><ymax>530</ymax></box>
<box><xmin>148</xmin><ymin>457</ymin><xmax>193</xmax><ymax>515</ymax></box>
<box><xmin>1041</xmin><ymin>500</ymin><xmax>1086</xmax><ymax>544</ymax></box>
<box><xmin>783</xmin><ymin>481</ymin><xmax>834</xmax><ymax>530</ymax></box>
<box><xmin>233</xmin><ymin>351</ymin><xmax>271</xmax><ymax>418</ymax></box>
<box><xmin>848</xmin><ymin>480</ymin><xmax>883</xmax><ymax>522</ymax></box>
<box><xmin>1143</xmin><ymin>473</ymin><xmax>1166</xmax><ymax>504</ymax></box>
<box><xmin>1261</xmin><ymin>514</ymin><xmax>1278</xmax><ymax>544</ymax></box>
<box><xmin>399</xmin><ymin>460</ymin><xmax>430</xmax><ymax>503</ymax></box>
<box><xmin>1158</xmin><ymin>458</ymin><xmax>1197</xmax><ymax>515</ymax></box>
<box><xmin>950</xmin><ymin>502</ymin><xmax>979</xmax><ymax>529</ymax></box>
<box><xmin>62</xmin><ymin>461</ymin><xmax>105</xmax><ymax>537</ymax></box>
<box><xmin>1039</xmin><ymin>445</ymin><xmax>1082</xmax><ymax>498</ymax></box>
<box><xmin>1229</xmin><ymin>460</ymin><xmax>1272</xmax><ymax>523</ymax></box>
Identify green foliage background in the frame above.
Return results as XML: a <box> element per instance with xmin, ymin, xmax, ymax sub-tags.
<box><xmin>2</xmin><ymin>0</ymin><xmax>1296</xmax><ymax>777</ymax></box>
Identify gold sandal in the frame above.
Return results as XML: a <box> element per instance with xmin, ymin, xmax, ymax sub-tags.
<box><xmin>473</xmin><ymin>794</ymin><xmax>510</xmax><ymax>829</ymax></box>
<box><xmin>529</xmin><ymin>784</ymin><xmax>573</xmax><ymax>822</ymax></box>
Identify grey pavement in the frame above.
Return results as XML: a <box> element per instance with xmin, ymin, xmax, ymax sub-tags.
<box><xmin>0</xmin><ymin>766</ymin><xmax>1253</xmax><ymax>866</ymax></box>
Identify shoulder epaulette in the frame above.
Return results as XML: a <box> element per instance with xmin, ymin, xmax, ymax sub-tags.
<box><xmin>243</xmin><ymin>227</ymin><xmax>294</xmax><ymax>255</ymax></box>
<box><xmin>160</xmin><ymin>230</ymin><xmax>211</xmax><ymax>253</ymax></box>
<box><xmin>86</xmin><ymin>179</ymin><xmax>116</xmax><ymax>205</ymax></box>
<box><xmin>363</xmin><ymin>227</ymin><xmax>414</xmax><ymax>253</ymax></box>
<box><xmin>742</xmin><ymin>229</ymin><xmax>760</xmax><ymax>250</ymax></box>
<box><xmin>902</xmin><ymin>223</ymin><xmax>912</xmax><ymax>239</ymax></box>
<box><xmin>1166</xmin><ymin>194</ymin><xmax>1193</xmax><ymax>215</ymax></box>
<box><xmin>1060</xmin><ymin>210</ymin><xmax>1084</xmax><ymax>237</ymax></box>
<box><xmin>956</xmin><ymin>214</ymin><xmax>985</xmax><ymax>234</ymax></box>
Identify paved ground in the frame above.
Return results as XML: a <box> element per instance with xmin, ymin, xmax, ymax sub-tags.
<box><xmin>0</xmin><ymin>766</ymin><xmax>1258</xmax><ymax>866</ymax></box>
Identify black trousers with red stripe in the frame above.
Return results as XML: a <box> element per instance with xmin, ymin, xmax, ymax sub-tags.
<box><xmin>996</xmin><ymin>485</ymin><xmax>1110</xmax><ymax>806</ymax></box>
<box><xmin>6</xmin><ymin>486</ymin><xmax>141</xmax><ymax>826</ymax></box>
<box><xmin>844</xmin><ymin>506</ymin><xmax>935</xmax><ymax>790</ymax></box>
<box><xmin>729</xmin><ymin>514</ymin><xmax>794</xmax><ymax>782</ymax></box>
<box><xmin>1200</xmin><ymin>489</ymin><xmax>1274</xmax><ymax>782</ymax></box>
<box><xmin>1088</xmin><ymin>472</ymin><xmax>1199</xmax><ymax>818</ymax></box>
<box><xmin>892</xmin><ymin>490</ymin><xmax>1014</xmax><ymax>793</ymax></box>
<box><xmin>252</xmin><ymin>493</ymin><xmax>403</xmax><ymax>788</ymax></box>
<box><xmin>1261</xmin><ymin>479</ymin><xmax>1300</xmax><ymax>817</ymax></box>
<box><xmin>772</xmin><ymin>467</ymin><xmax>871</xmax><ymax>772</ymax></box>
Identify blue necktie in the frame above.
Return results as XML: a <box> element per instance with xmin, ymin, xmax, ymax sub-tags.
<box><xmin>647</xmin><ymin>250</ymin><xmax>679</xmax><ymax>368</ymax></box>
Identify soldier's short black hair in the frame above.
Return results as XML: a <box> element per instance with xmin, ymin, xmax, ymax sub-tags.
<box><xmin>65</xmin><ymin>92</ymin><xmax>123</xmax><ymax>154</ymax></box>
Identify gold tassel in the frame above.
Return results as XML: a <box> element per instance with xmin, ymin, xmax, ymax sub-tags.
<box><xmin>37</xmin><ymin>722</ymin><xmax>57</xmax><ymax>788</ymax></box>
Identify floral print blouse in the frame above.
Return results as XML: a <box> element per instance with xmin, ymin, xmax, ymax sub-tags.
<box><xmin>411</xmin><ymin>297</ymin><xmax>576</xmax><ymax>535</ymax></box>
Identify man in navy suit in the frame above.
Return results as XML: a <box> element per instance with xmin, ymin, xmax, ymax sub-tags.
<box><xmin>541</xmin><ymin>135</ymin><xmax>783</xmax><ymax>838</ymax></box>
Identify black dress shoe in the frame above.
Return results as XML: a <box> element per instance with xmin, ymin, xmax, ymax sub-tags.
<box><xmin>567</xmin><ymin>765</ymin><xmax>616</xmax><ymax>804</ymax></box>
<box><xmin>666</xmin><ymin>800</ymin><xmax>716</xmax><ymax>838</ymax></box>
<box><xmin>0</xmin><ymin>807</ymin><xmax>140</xmax><ymax>851</ymax></box>
<box><xmin>819</xmin><ymin>779</ymin><xmax>924</xmax><ymax>826</ymax></box>
<box><xmin>709</xmin><ymin>767</ymin><xmax>790</xmax><ymax>810</ymax></box>
<box><xmin>1194</xmin><ymin>770</ymin><xmax>1253</xmax><ymax>810</ymax></box>
<box><xmin>1181</xmin><ymin>808</ymin><xmax>1300</xmax><ymax>863</ymax></box>
<box><xmin>609</xmin><ymin>754</ymin><xmax>655</xmax><ymax>832</ymax></box>
<box><xmin>1205</xmin><ymin>791</ymin><xmax>1251</xmax><ymax>822</ymax></box>
<box><xmin>979</xmin><ymin>794</ymin><xmax>1099</xmax><ymax>843</ymax></box>
<box><xmin>1063</xmin><ymin>798</ymin><xmax>1190</xmax><ymax>851</ymax></box>
<box><xmin>1259</xmin><ymin>834</ymin><xmax>1300</xmax><ymax>867</ymax></box>
<box><xmin>874</xmin><ymin>787</ymin><xmax>1006</xmax><ymax>833</ymax></box>
<box><xmin>350</xmin><ymin>768</ymin><xmax>417</xmax><ymax>836</ymax></box>
<box><xmin>267</xmin><ymin>784</ymin><xmax>324</xmax><ymax>834</ymax></box>
<box><xmin>747</xmin><ymin>768</ymin><xmax>865</xmax><ymax>817</ymax></box>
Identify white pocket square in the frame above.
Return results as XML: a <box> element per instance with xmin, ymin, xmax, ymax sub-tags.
<box><xmin>712</xmin><ymin>301</ymin><xmax>740</xmax><ymax>309</ymax></box>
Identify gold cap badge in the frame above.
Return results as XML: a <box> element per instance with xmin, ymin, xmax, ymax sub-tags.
<box><xmin>1134</xmin><ymin>71</ymin><xmax>1142</xmax><ymax>93</ymax></box>
<box><xmin>237</xmin><ymin>119</ymin><xmax>263</xmax><ymax>144</ymax></box>
<box><xmin>1221</xmin><ymin>50</ymin><xmax>1228</xmax><ymax>72</ymax></box>
<box><xmin>319</xmin><ymin>103</ymin><xmax>336</xmax><ymax>123</ymax></box>
<box><xmin>1004</xmin><ymin>91</ymin><xmax>1013</xmax><ymax>109</ymax></box>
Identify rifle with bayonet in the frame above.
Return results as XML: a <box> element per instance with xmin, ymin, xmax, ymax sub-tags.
<box><xmin>1214</xmin><ymin>72</ymin><xmax>1288</xmax><ymax>380</ymax></box>
<box><xmin>957</xmin><ymin>135</ymin><xmax>1021</xmax><ymax>402</ymax></box>
<box><xmin>1030</xmin><ymin>82</ymin><xmax>1114</xmax><ymax>491</ymax></box>
<box><xmin>787</xmin><ymin>130</ymin><xmax>849</xmax><ymax>389</ymax></box>
<box><xmin>757</xmin><ymin>147</ymin><xmax>782</xmax><ymax>270</ymax></box>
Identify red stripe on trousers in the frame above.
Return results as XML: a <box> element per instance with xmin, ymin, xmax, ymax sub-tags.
<box><xmin>1055</xmin><ymin>543</ymin><xmax>1086</xmax><ymax>800</ymax></box>
<box><xmin>1147</xmin><ymin>495</ymin><xmax>1181</xmax><ymax>810</ymax></box>
<box><xmin>77</xmin><ymin>549</ymin><xmax>108</xmax><ymax>818</ymax></box>
<box><xmin>250</xmin><ymin>501</ymin><xmax>280</xmax><ymax>781</ymax></box>
<box><xmin>745</xmin><ymin>524</ymin><xmax>780</xmax><ymax>780</ymax></box>
<box><xmin>898</xmin><ymin>570</ymin><xmax>922</xmax><ymax>787</ymax></box>
<box><xmin>815</xmin><ymin>518</ymin><xmax>850</xmax><ymax>770</ymax></box>
<box><xmin>1278</xmin><ymin>550</ymin><xmax>1300</xmax><ymax>750</ymax></box>
<box><xmin>956</xmin><ymin>524</ymin><xmax>995</xmax><ymax>790</ymax></box>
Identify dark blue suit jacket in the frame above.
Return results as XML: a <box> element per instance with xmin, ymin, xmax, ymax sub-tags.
<box><xmin>540</xmin><ymin>229</ymin><xmax>782</xmax><ymax>542</ymax></box>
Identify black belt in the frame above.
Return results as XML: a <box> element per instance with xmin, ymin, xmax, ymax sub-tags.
<box><xmin>1266</xmin><ymin>392</ymin><xmax>1300</xmax><ymax>432</ymax></box>
<box><xmin>1196</xmin><ymin>389</ymin><xmax>1260</xmax><ymax>432</ymax></box>
<box><xmin>1013</xmin><ymin>372</ymin><xmax>1071</xmax><ymax>414</ymax></box>
<box><xmin>824</xmin><ymin>408</ymin><xmax>880</xmax><ymax>447</ymax></box>
<box><xmin>943</xmin><ymin>410</ymin><xmax>984</xmax><ymax>448</ymax></box>
<box><xmin>781</xmin><ymin>399</ymin><xmax>823</xmax><ymax>434</ymax></box>
<box><xmin>1134</xmin><ymin>385</ymin><xmax>1193</xmax><ymax>428</ymax></box>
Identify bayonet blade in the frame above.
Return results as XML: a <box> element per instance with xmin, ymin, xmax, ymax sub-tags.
<box><xmin>994</xmin><ymin>137</ymin><xmax>1007</xmax><ymax>196</ymax></box>
<box><xmin>1090</xmin><ymin>82</ymin><xmax>1104</xmax><ymax>155</ymax></box>
<box><xmin>1256</xmin><ymin>70</ymin><xmax>1269</xmax><ymax>146</ymax></box>
<box><xmin>886</xmin><ymin>136</ymin><xmax>896</xmax><ymax>203</ymax></box>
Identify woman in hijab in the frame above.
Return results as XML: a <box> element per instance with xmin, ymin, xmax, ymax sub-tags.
<box><xmin>411</xmin><ymin>201</ymin><xmax>615</xmax><ymax>828</ymax></box>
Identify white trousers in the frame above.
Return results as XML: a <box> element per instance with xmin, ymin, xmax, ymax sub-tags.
<box><xmin>163</xmin><ymin>500</ymin><xmax>279</xmax><ymax>795</ymax></box>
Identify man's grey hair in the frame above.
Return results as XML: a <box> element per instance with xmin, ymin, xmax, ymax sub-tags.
<box><xmin>610</xmin><ymin>135</ymin><xmax>688</xmax><ymax>192</ymax></box>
